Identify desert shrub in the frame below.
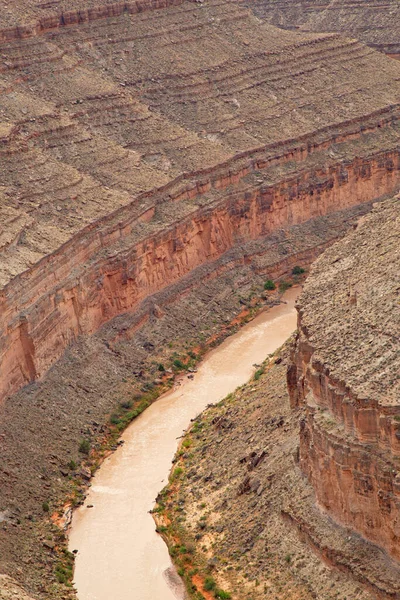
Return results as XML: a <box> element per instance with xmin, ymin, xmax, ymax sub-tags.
<box><xmin>215</xmin><ymin>590</ymin><xmax>231</xmax><ymax>599</ymax></box>
<box><xmin>170</xmin><ymin>467</ymin><xmax>183</xmax><ymax>481</ymax></box>
<box><xmin>264</xmin><ymin>280</ymin><xmax>276</xmax><ymax>291</ymax></box>
<box><xmin>78</xmin><ymin>439</ymin><xmax>90</xmax><ymax>455</ymax></box>
<box><xmin>204</xmin><ymin>577</ymin><xmax>216</xmax><ymax>591</ymax></box>
<box><xmin>292</xmin><ymin>265</ymin><xmax>305</xmax><ymax>275</ymax></box>
<box><xmin>254</xmin><ymin>368</ymin><xmax>264</xmax><ymax>381</ymax></box>
<box><xmin>173</xmin><ymin>358</ymin><xmax>185</xmax><ymax>370</ymax></box>
<box><xmin>109</xmin><ymin>413</ymin><xmax>121</xmax><ymax>425</ymax></box>
<box><xmin>120</xmin><ymin>399</ymin><xmax>133</xmax><ymax>410</ymax></box>
<box><xmin>279</xmin><ymin>281</ymin><xmax>292</xmax><ymax>293</ymax></box>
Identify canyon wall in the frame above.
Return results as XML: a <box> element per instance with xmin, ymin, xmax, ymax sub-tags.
<box><xmin>0</xmin><ymin>0</ymin><xmax>185</xmax><ymax>42</ymax></box>
<box><xmin>288</xmin><ymin>197</ymin><xmax>400</xmax><ymax>560</ymax></box>
<box><xmin>2</xmin><ymin>124</ymin><xmax>400</xmax><ymax>403</ymax></box>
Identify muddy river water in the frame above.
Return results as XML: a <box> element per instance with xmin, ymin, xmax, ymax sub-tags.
<box><xmin>68</xmin><ymin>287</ymin><xmax>300</xmax><ymax>600</ymax></box>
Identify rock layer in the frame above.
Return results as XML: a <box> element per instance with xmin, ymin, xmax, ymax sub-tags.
<box><xmin>288</xmin><ymin>197</ymin><xmax>400</xmax><ymax>560</ymax></box>
<box><xmin>2</xmin><ymin>135</ymin><xmax>400</xmax><ymax>403</ymax></box>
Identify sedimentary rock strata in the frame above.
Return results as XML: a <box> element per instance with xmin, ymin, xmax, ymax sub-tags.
<box><xmin>288</xmin><ymin>196</ymin><xmax>400</xmax><ymax>560</ymax></box>
<box><xmin>1</xmin><ymin>0</ymin><xmax>400</xmax><ymax>403</ymax></box>
<box><xmin>246</xmin><ymin>0</ymin><xmax>400</xmax><ymax>56</ymax></box>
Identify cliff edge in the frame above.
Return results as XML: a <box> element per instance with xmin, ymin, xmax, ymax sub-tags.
<box><xmin>289</xmin><ymin>196</ymin><xmax>400</xmax><ymax>559</ymax></box>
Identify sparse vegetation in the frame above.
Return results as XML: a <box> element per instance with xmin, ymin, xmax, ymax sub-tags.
<box><xmin>170</xmin><ymin>467</ymin><xmax>184</xmax><ymax>481</ymax></box>
<box><xmin>264</xmin><ymin>280</ymin><xmax>276</xmax><ymax>291</ymax></box>
<box><xmin>204</xmin><ymin>576</ymin><xmax>216</xmax><ymax>591</ymax></box>
<box><xmin>292</xmin><ymin>265</ymin><xmax>305</xmax><ymax>275</ymax></box>
<box><xmin>78</xmin><ymin>439</ymin><xmax>91</xmax><ymax>455</ymax></box>
<box><xmin>278</xmin><ymin>281</ymin><xmax>293</xmax><ymax>293</ymax></box>
<box><xmin>120</xmin><ymin>399</ymin><xmax>133</xmax><ymax>410</ymax></box>
<box><xmin>110</xmin><ymin>413</ymin><xmax>121</xmax><ymax>425</ymax></box>
<box><xmin>173</xmin><ymin>358</ymin><xmax>185</xmax><ymax>370</ymax></box>
<box><xmin>215</xmin><ymin>590</ymin><xmax>231</xmax><ymax>599</ymax></box>
<box><xmin>254</xmin><ymin>367</ymin><xmax>264</xmax><ymax>381</ymax></box>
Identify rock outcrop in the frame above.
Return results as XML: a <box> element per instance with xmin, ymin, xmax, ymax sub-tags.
<box><xmin>1</xmin><ymin>0</ymin><xmax>400</xmax><ymax>403</ymax></box>
<box><xmin>288</xmin><ymin>196</ymin><xmax>400</xmax><ymax>560</ymax></box>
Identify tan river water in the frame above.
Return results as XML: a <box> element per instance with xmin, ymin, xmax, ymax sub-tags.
<box><xmin>69</xmin><ymin>286</ymin><xmax>300</xmax><ymax>600</ymax></box>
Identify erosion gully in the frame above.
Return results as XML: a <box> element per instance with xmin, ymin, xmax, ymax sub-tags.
<box><xmin>68</xmin><ymin>287</ymin><xmax>300</xmax><ymax>600</ymax></box>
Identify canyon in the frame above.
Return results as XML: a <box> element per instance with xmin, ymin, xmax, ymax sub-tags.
<box><xmin>1</xmin><ymin>0</ymin><xmax>400</xmax><ymax>405</ymax></box>
<box><xmin>0</xmin><ymin>0</ymin><xmax>399</xmax><ymax>598</ymax></box>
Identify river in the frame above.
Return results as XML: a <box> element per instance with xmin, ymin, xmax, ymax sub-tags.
<box><xmin>68</xmin><ymin>286</ymin><xmax>300</xmax><ymax>600</ymax></box>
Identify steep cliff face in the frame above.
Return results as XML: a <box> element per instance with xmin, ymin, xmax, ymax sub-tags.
<box><xmin>1</xmin><ymin>132</ymin><xmax>400</xmax><ymax>403</ymax></box>
<box><xmin>288</xmin><ymin>196</ymin><xmax>400</xmax><ymax>560</ymax></box>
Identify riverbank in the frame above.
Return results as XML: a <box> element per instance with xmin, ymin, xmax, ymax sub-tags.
<box><xmin>0</xmin><ymin>266</ymin><xmax>301</xmax><ymax>600</ymax></box>
<box><xmin>155</xmin><ymin>347</ymin><xmax>400</xmax><ymax>600</ymax></box>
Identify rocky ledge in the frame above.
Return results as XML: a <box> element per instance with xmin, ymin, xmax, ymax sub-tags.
<box><xmin>288</xmin><ymin>196</ymin><xmax>400</xmax><ymax>560</ymax></box>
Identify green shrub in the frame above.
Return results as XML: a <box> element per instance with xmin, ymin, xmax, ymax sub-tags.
<box><xmin>55</xmin><ymin>562</ymin><xmax>73</xmax><ymax>585</ymax></box>
<box><xmin>279</xmin><ymin>281</ymin><xmax>293</xmax><ymax>293</ymax></box>
<box><xmin>204</xmin><ymin>577</ymin><xmax>216</xmax><ymax>591</ymax></box>
<box><xmin>170</xmin><ymin>467</ymin><xmax>183</xmax><ymax>481</ymax></box>
<box><xmin>68</xmin><ymin>460</ymin><xmax>77</xmax><ymax>470</ymax></box>
<box><xmin>264</xmin><ymin>280</ymin><xmax>276</xmax><ymax>291</ymax></box>
<box><xmin>158</xmin><ymin>363</ymin><xmax>165</xmax><ymax>372</ymax></box>
<box><xmin>292</xmin><ymin>265</ymin><xmax>305</xmax><ymax>275</ymax></box>
<box><xmin>78</xmin><ymin>439</ymin><xmax>91</xmax><ymax>455</ymax></box>
<box><xmin>254</xmin><ymin>368</ymin><xmax>264</xmax><ymax>381</ymax></box>
<box><xmin>42</xmin><ymin>501</ymin><xmax>50</xmax><ymax>512</ymax></box>
<box><xmin>110</xmin><ymin>413</ymin><xmax>121</xmax><ymax>425</ymax></box>
<box><xmin>215</xmin><ymin>590</ymin><xmax>231</xmax><ymax>599</ymax></box>
<box><xmin>156</xmin><ymin>525</ymin><xmax>168</xmax><ymax>534</ymax></box>
<box><xmin>173</xmin><ymin>359</ymin><xmax>185</xmax><ymax>370</ymax></box>
<box><xmin>120</xmin><ymin>399</ymin><xmax>133</xmax><ymax>410</ymax></box>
